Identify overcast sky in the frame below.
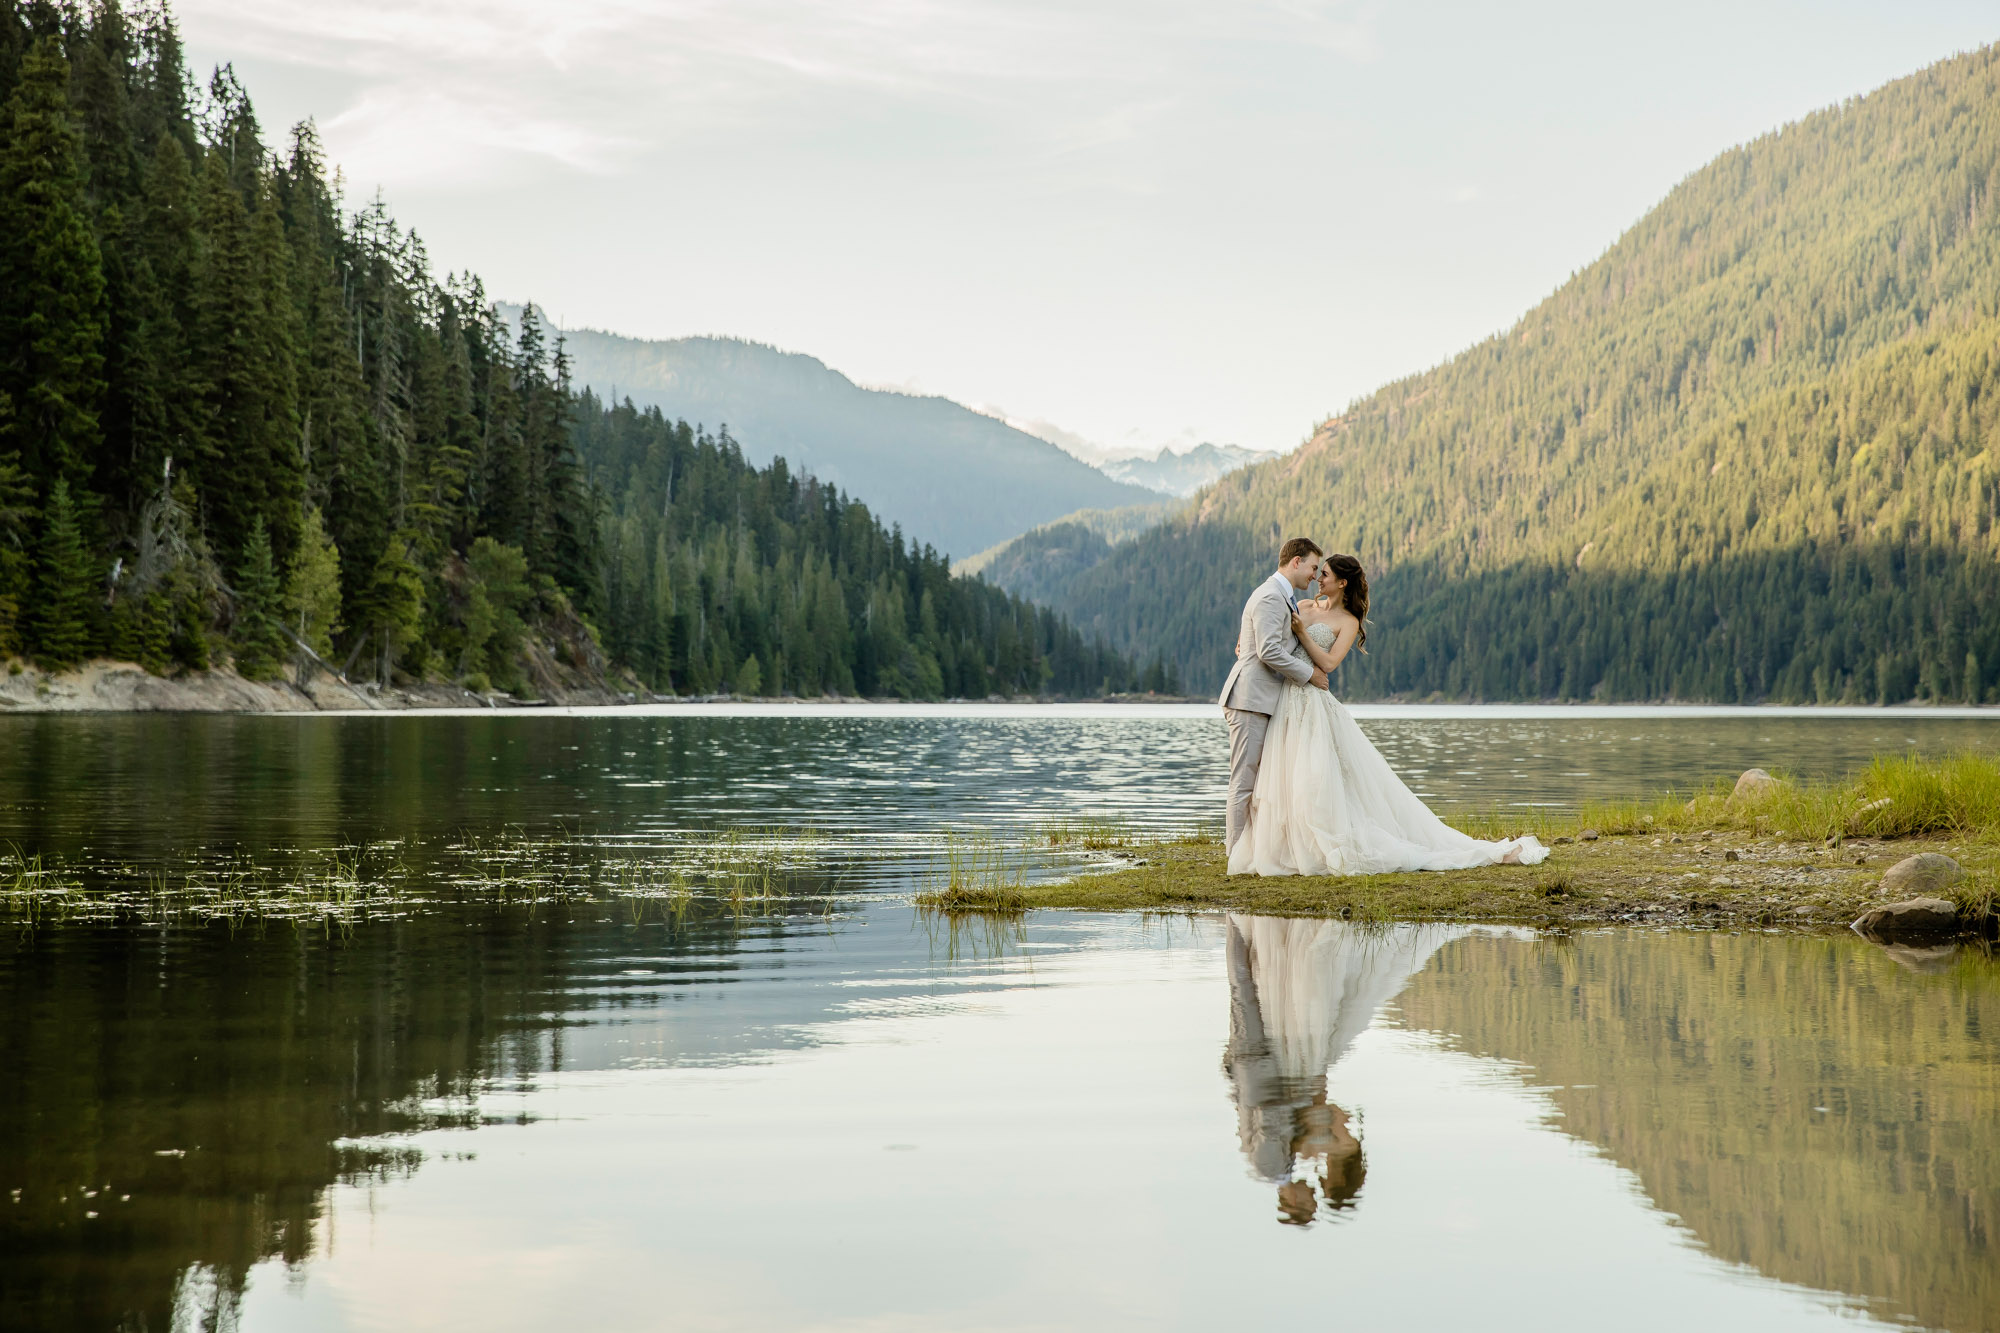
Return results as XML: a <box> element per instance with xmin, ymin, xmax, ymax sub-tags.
<box><xmin>177</xmin><ymin>0</ymin><xmax>1997</xmax><ymax>458</ymax></box>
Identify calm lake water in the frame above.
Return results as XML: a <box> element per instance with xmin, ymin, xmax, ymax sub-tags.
<box><xmin>2</xmin><ymin>705</ymin><xmax>1998</xmax><ymax>1332</ymax></box>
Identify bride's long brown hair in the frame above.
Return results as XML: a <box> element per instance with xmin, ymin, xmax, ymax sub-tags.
<box><xmin>1320</xmin><ymin>553</ymin><xmax>1369</xmax><ymax>652</ymax></box>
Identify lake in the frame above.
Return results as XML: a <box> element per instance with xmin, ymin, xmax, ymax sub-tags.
<box><xmin>2</xmin><ymin>705</ymin><xmax>1997</xmax><ymax>1332</ymax></box>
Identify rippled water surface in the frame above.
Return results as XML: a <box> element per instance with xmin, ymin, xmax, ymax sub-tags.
<box><xmin>2</xmin><ymin>706</ymin><xmax>1997</xmax><ymax>1331</ymax></box>
<box><xmin>5</xmin><ymin>703</ymin><xmax>2000</xmax><ymax>861</ymax></box>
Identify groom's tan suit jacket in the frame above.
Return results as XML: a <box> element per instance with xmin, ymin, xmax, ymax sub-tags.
<box><xmin>1217</xmin><ymin>572</ymin><xmax>1314</xmax><ymax>715</ymax></box>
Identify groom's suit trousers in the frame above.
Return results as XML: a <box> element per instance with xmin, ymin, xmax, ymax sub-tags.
<box><xmin>1224</xmin><ymin>707</ymin><xmax>1269</xmax><ymax>853</ymax></box>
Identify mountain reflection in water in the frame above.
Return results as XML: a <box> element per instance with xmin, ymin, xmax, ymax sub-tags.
<box><xmin>2</xmin><ymin>904</ymin><xmax>1995</xmax><ymax>1332</ymax></box>
<box><xmin>1391</xmin><ymin>930</ymin><xmax>2000</xmax><ymax>1333</ymax></box>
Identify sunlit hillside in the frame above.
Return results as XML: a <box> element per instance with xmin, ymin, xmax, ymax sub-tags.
<box><xmin>1002</xmin><ymin>44</ymin><xmax>2000</xmax><ymax>701</ymax></box>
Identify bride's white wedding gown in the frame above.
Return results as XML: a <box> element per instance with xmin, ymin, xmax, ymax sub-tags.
<box><xmin>1228</xmin><ymin>620</ymin><xmax>1548</xmax><ymax>876</ymax></box>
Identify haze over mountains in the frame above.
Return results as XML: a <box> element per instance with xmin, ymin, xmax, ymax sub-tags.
<box><xmin>508</xmin><ymin>317</ymin><xmax>1163</xmax><ymax>559</ymax></box>
<box><xmin>981</xmin><ymin>44</ymin><xmax>2000</xmax><ymax>703</ymax></box>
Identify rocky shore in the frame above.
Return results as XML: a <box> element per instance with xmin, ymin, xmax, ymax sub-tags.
<box><xmin>0</xmin><ymin>658</ymin><xmax>631</xmax><ymax>713</ymax></box>
<box><xmin>0</xmin><ymin>659</ymin><xmax>1193</xmax><ymax>713</ymax></box>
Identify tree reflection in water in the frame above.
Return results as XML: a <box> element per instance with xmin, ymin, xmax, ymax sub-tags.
<box><xmin>0</xmin><ymin>904</ymin><xmax>794</xmax><ymax>1332</ymax></box>
<box><xmin>1396</xmin><ymin>930</ymin><xmax>2000</xmax><ymax>1333</ymax></box>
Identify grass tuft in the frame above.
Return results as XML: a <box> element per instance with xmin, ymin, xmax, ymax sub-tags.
<box><xmin>914</xmin><ymin>832</ymin><xmax>1028</xmax><ymax>911</ymax></box>
<box><xmin>1450</xmin><ymin>751</ymin><xmax>2000</xmax><ymax>848</ymax></box>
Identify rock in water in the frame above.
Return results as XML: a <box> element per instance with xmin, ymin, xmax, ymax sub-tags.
<box><xmin>1878</xmin><ymin>853</ymin><xmax>1963</xmax><ymax>898</ymax></box>
<box><xmin>1732</xmin><ymin>768</ymin><xmax>1779</xmax><ymax>800</ymax></box>
<box><xmin>1851</xmin><ymin>897</ymin><xmax>1960</xmax><ymax>941</ymax></box>
<box><xmin>1878</xmin><ymin>942</ymin><xmax>1964</xmax><ymax>975</ymax></box>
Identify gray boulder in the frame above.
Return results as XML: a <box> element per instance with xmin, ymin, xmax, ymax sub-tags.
<box><xmin>1878</xmin><ymin>853</ymin><xmax>1963</xmax><ymax>898</ymax></box>
<box><xmin>1851</xmin><ymin>897</ymin><xmax>1959</xmax><ymax>941</ymax></box>
<box><xmin>1732</xmin><ymin>768</ymin><xmax>1779</xmax><ymax>801</ymax></box>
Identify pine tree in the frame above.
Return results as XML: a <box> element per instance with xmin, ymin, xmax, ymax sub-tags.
<box><xmin>231</xmin><ymin>515</ymin><xmax>285</xmax><ymax>679</ymax></box>
<box><xmin>0</xmin><ymin>432</ymin><xmax>30</xmax><ymax>656</ymax></box>
<box><xmin>461</xmin><ymin>535</ymin><xmax>529</xmax><ymax>686</ymax></box>
<box><xmin>108</xmin><ymin>585</ymin><xmax>174</xmax><ymax>674</ymax></box>
<box><xmin>188</xmin><ymin>151</ymin><xmax>298</xmax><ymax>562</ymax></box>
<box><xmin>283</xmin><ymin>504</ymin><xmax>342</xmax><ymax>659</ymax></box>
<box><xmin>0</xmin><ymin>36</ymin><xmax>108</xmax><ymax>499</ymax></box>
<box><xmin>108</xmin><ymin>131</ymin><xmax>204</xmax><ymax>518</ymax></box>
<box><xmin>28</xmin><ymin>476</ymin><xmax>99</xmax><ymax>666</ymax></box>
<box><xmin>363</xmin><ymin>531</ymin><xmax>424</xmax><ymax>684</ymax></box>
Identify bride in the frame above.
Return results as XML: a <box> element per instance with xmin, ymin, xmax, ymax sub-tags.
<box><xmin>1228</xmin><ymin>553</ymin><xmax>1548</xmax><ymax>876</ymax></box>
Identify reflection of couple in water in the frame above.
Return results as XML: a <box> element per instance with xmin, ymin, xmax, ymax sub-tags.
<box><xmin>1221</xmin><ymin>915</ymin><xmax>1485</xmax><ymax>1226</ymax></box>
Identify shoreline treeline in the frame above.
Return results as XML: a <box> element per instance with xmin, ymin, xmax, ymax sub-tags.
<box><xmin>580</xmin><ymin>397</ymin><xmax>1174</xmax><ymax>698</ymax></box>
<box><xmin>0</xmin><ymin>1</ymin><xmax>1153</xmax><ymax>699</ymax></box>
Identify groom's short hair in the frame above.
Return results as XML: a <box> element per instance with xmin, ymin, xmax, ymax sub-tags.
<box><xmin>1279</xmin><ymin>537</ymin><xmax>1324</xmax><ymax>565</ymax></box>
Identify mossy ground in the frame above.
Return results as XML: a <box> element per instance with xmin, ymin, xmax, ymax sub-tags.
<box><xmin>921</xmin><ymin>753</ymin><xmax>2000</xmax><ymax>931</ymax></box>
<box><xmin>991</xmin><ymin>829</ymin><xmax>1999</xmax><ymax>929</ymax></box>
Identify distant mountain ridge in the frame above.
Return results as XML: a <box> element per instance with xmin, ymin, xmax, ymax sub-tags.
<box><xmin>1099</xmin><ymin>443</ymin><xmax>1278</xmax><ymax>497</ymax></box>
<box><xmin>993</xmin><ymin>44</ymin><xmax>2000</xmax><ymax>703</ymax></box>
<box><xmin>498</xmin><ymin>315</ymin><xmax>1164</xmax><ymax>558</ymax></box>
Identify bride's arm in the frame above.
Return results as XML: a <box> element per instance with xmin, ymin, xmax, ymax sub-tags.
<box><xmin>1319</xmin><ymin>621</ymin><xmax>1360</xmax><ymax>674</ymax></box>
<box><xmin>1291</xmin><ymin>612</ymin><xmax>1358</xmax><ymax>674</ymax></box>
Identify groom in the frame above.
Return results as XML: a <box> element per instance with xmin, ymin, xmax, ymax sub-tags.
<box><xmin>1218</xmin><ymin>537</ymin><xmax>1328</xmax><ymax>854</ymax></box>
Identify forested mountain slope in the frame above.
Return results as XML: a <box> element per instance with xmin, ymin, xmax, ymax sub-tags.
<box><xmin>0</xmin><ymin>1</ymin><xmax>1146</xmax><ymax>700</ymax></box>
<box><xmin>518</xmin><ymin>322</ymin><xmax>1165</xmax><ymax>558</ymax></box>
<box><xmin>575</xmin><ymin>396</ymin><xmax>1164</xmax><ymax>698</ymax></box>
<box><xmin>0</xmin><ymin>3</ymin><xmax>597</xmax><ymax>689</ymax></box>
<box><xmin>1024</xmin><ymin>43</ymin><xmax>2000</xmax><ymax>703</ymax></box>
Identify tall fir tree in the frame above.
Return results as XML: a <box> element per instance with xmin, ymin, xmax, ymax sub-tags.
<box><xmin>187</xmin><ymin>150</ymin><xmax>298</xmax><ymax>566</ymax></box>
<box><xmin>231</xmin><ymin>514</ymin><xmax>284</xmax><ymax>678</ymax></box>
<box><xmin>282</xmin><ymin>503</ymin><xmax>341</xmax><ymax>660</ymax></box>
<box><xmin>28</xmin><ymin>476</ymin><xmax>99</xmax><ymax>665</ymax></box>
<box><xmin>0</xmin><ymin>35</ymin><xmax>107</xmax><ymax>501</ymax></box>
<box><xmin>0</xmin><ymin>431</ymin><xmax>29</xmax><ymax>656</ymax></box>
<box><xmin>362</xmin><ymin>530</ymin><xmax>423</xmax><ymax>684</ymax></box>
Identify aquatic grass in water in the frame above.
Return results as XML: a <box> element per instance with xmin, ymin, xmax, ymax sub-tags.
<box><xmin>915</xmin><ymin>832</ymin><xmax>1030</xmax><ymax>912</ymax></box>
<box><xmin>1</xmin><ymin>825</ymin><xmax>854</xmax><ymax>929</ymax></box>
<box><xmin>1033</xmin><ymin>817</ymin><xmax>1137</xmax><ymax>851</ymax></box>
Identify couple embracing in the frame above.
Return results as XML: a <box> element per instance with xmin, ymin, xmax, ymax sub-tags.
<box><xmin>1219</xmin><ymin>538</ymin><xmax>1547</xmax><ymax>877</ymax></box>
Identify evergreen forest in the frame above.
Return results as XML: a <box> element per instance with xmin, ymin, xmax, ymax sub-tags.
<box><xmin>1002</xmin><ymin>43</ymin><xmax>2000</xmax><ymax>704</ymax></box>
<box><xmin>0</xmin><ymin>0</ymin><xmax>1147</xmax><ymax>700</ymax></box>
<box><xmin>579</xmin><ymin>398</ymin><xmax>1170</xmax><ymax>698</ymax></box>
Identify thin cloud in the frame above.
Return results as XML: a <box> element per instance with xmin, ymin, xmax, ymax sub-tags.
<box><xmin>174</xmin><ymin>0</ymin><xmax>1381</xmax><ymax>185</ymax></box>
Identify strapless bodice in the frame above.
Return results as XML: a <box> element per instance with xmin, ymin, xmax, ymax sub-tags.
<box><xmin>1304</xmin><ymin>619</ymin><xmax>1337</xmax><ymax>649</ymax></box>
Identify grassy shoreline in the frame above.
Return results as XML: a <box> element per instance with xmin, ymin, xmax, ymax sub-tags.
<box><xmin>920</xmin><ymin>753</ymin><xmax>2000</xmax><ymax>932</ymax></box>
